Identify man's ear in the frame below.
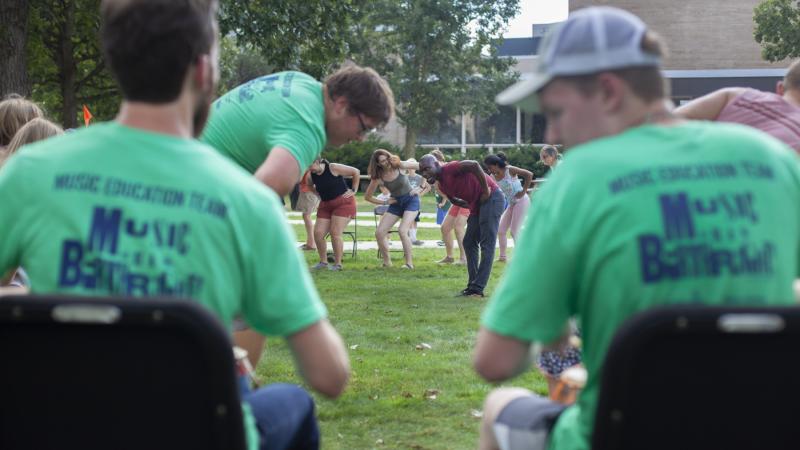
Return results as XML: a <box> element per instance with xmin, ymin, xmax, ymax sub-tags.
<box><xmin>777</xmin><ymin>80</ymin><xmax>785</xmax><ymax>96</ymax></box>
<box><xmin>596</xmin><ymin>72</ymin><xmax>625</xmax><ymax>113</ymax></box>
<box><xmin>193</xmin><ymin>54</ymin><xmax>214</xmax><ymax>93</ymax></box>
<box><xmin>330</xmin><ymin>95</ymin><xmax>350</xmax><ymax>117</ymax></box>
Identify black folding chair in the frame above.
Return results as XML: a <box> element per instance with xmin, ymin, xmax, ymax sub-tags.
<box><xmin>0</xmin><ymin>294</ymin><xmax>246</xmax><ymax>450</ymax></box>
<box><xmin>326</xmin><ymin>214</ymin><xmax>358</xmax><ymax>259</ymax></box>
<box><xmin>592</xmin><ymin>305</ymin><xmax>800</xmax><ymax>450</ymax></box>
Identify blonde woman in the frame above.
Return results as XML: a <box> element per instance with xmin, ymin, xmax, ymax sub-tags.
<box><xmin>1</xmin><ymin>117</ymin><xmax>63</xmax><ymax>167</ymax></box>
<box><xmin>0</xmin><ymin>95</ymin><xmax>44</xmax><ymax>152</ymax></box>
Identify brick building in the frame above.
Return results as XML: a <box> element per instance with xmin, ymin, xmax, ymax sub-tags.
<box><xmin>378</xmin><ymin>0</ymin><xmax>790</xmax><ymax>151</ymax></box>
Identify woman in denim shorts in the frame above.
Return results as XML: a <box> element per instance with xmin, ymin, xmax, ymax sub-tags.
<box><xmin>364</xmin><ymin>148</ymin><xmax>421</xmax><ymax>269</ymax></box>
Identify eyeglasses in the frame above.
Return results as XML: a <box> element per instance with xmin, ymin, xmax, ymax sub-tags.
<box><xmin>356</xmin><ymin>113</ymin><xmax>376</xmax><ymax>136</ymax></box>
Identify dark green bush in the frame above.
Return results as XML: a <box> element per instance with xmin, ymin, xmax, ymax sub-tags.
<box><xmin>321</xmin><ymin>135</ymin><xmax>400</xmax><ymax>174</ymax></box>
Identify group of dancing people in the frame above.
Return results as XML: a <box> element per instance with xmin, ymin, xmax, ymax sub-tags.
<box><xmin>295</xmin><ymin>145</ymin><xmax>563</xmax><ymax>272</ymax></box>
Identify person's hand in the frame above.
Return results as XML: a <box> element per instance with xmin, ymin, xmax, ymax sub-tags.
<box><xmin>451</xmin><ymin>197</ymin><xmax>469</xmax><ymax>208</ymax></box>
<box><xmin>514</xmin><ymin>191</ymin><xmax>525</xmax><ymax>200</ymax></box>
<box><xmin>342</xmin><ymin>189</ymin><xmax>355</xmax><ymax>199</ymax></box>
<box><xmin>388</xmin><ymin>198</ymin><xmax>397</xmax><ymax>205</ymax></box>
<box><xmin>479</xmin><ymin>190</ymin><xmax>490</xmax><ymax>204</ymax></box>
<box><xmin>437</xmin><ymin>201</ymin><xmax>445</xmax><ymax>208</ymax></box>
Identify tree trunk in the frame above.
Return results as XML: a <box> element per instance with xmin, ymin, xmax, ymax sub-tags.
<box><xmin>59</xmin><ymin>0</ymin><xmax>77</xmax><ymax>129</ymax></box>
<box><xmin>403</xmin><ymin>127</ymin><xmax>417</xmax><ymax>159</ymax></box>
<box><xmin>0</xmin><ymin>0</ymin><xmax>31</xmax><ymax>97</ymax></box>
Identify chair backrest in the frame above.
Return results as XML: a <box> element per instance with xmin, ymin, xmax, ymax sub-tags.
<box><xmin>0</xmin><ymin>294</ymin><xmax>246</xmax><ymax>450</ymax></box>
<box><xmin>592</xmin><ymin>305</ymin><xmax>800</xmax><ymax>450</ymax></box>
<box><xmin>374</xmin><ymin>204</ymin><xmax>388</xmax><ymax>227</ymax></box>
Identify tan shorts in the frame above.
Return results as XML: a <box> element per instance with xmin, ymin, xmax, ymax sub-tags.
<box><xmin>295</xmin><ymin>191</ymin><xmax>320</xmax><ymax>214</ymax></box>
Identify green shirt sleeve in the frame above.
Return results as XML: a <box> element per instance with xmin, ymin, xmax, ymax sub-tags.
<box><xmin>0</xmin><ymin>153</ymin><xmax>29</xmax><ymax>275</ymax></box>
<box><xmin>265</xmin><ymin>82</ymin><xmax>326</xmax><ymax>173</ymax></box>
<box><xmin>239</xmin><ymin>187</ymin><xmax>327</xmax><ymax>336</ymax></box>
<box><xmin>481</xmin><ymin>176</ymin><xmax>578</xmax><ymax>344</ymax></box>
<box><xmin>265</xmin><ymin>109</ymin><xmax>324</xmax><ymax>174</ymax></box>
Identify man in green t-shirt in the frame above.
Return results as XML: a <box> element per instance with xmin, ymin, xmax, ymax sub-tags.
<box><xmin>202</xmin><ymin>65</ymin><xmax>394</xmax><ymax>197</ymax></box>
<box><xmin>202</xmin><ymin>64</ymin><xmax>394</xmax><ymax>364</ymax></box>
<box><xmin>473</xmin><ymin>7</ymin><xmax>800</xmax><ymax>450</ymax></box>
<box><xmin>0</xmin><ymin>1</ymin><xmax>349</xmax><ymax>449</ymax></box>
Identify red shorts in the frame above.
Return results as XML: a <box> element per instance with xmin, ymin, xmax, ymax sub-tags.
<box><xmin>447</xmin><ymin>205</ymin><xmax>471</xmax><ymax>217</ymax></box>
<box><xmin>316</xmin><ymin>195</ymin><xmax>357</xmax><ymax>219</ymax></box>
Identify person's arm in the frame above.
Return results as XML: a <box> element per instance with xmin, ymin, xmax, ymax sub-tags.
<box><xmin>510</xmin><ymin>166</ymin><xmax>533</xmax><ymax>199</ymax></box>
<box><xmin>473</xmin><ymin>327</ymin><xmax>533</xmax><ymax>382</ymax></box>
<box><xmin>674</xmin><ymin>87</ymin><xmax>745</xmax><ymax>121</ymax></box>
<box><xmin>330</xmin><ymin>163</ymin><xmax>360</xmax><ymax>198</ymax></box>
<box><xmin>417</xmin><ymin>177</ymin><xmax>431</xmax><ymax>197</ymax></box>
<box><xmin>305</xmin><ymin>171</ymin><xmax>319</xmax><ymax>196</ymax></box>
<box><xmin>458</xmin><ymin>160</ymin><xmax>490</xmax><ymax>202</ymax></box>
<box><xmin>399</xmin><ymin>160</ymin><xmax>420</xmax><ymax>171</ymax></box>
<box><xmin>254</xmin><ymin>147</ymin><xmax>302</xmax><ymax>197</ymax></box>
<box><xmin>364</xmin><ymin>178</ymin><xmax>387</xmax><ymax>205</ymax></box>
<box><xmin>287</xmin><ymin>319</ymin><xmax>350</xmax><ymax>398</ymax></box>
<box><xmin>435</xmin><ymin>181</ymin><xmax>450</xmax><ymax>207</ymax></box>
<box><xmin>0</xmin><ymin>285</ymin><xmax>27</xmax><ymax>297</ymax></box>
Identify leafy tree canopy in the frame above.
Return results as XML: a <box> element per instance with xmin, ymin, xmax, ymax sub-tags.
<box><xmin>349</xmin><ymin>0</ymin><xmax>520</xmax><ymax>155</ymax></box>
<box><xmin>219</xmin><ymin>0</ymin><xmax>364</xmax><ymax>79</ymax></box>
<box><xmin>754</xmin><ymin>0</ymin><xmax>800</xmax><ymax>61</ymax></box>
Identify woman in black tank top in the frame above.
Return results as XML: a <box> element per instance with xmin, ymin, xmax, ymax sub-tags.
<box><xmin>308</xmin><ymin>158</ymin><xmax>360</xmax><ymax>271</ymax></box>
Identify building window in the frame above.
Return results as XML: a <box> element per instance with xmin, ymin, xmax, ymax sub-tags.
<box><xmin>521</xmin><ymin>111</ymin><xmax>547</xmax><ymax>144</ymax></box>
<box><xmin>417</xmin><ymin>109</ymin><xmax>461</xmax><ymax>145</ymax></box>
<box><xmin>473</xmin><ymin>106</ymin><xmax>517</xmax><ymax>144</ymax></box>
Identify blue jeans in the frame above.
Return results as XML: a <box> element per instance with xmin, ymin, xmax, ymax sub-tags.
<box><xmin>386</xmin><ymin>193</ymin><xmax>420</xmax><ymax>216</ymax></box>
<box><xmin>463</xmin><ymin>189</ymin><xmax>504</xmax><ymax>292</ymax></box>
<box><xmin>241</xmin><ymin>382</ymin><xmax>320</xmax><ymax>450</ymax></box>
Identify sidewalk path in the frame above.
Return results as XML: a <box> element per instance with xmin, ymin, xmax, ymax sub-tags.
<box><xmin>286</xmin><ymin>211</ymin><xmax>438</xmax><ymax>220</ymax></box>
<box><xmin>296</xmin><ymin>239</ymin><xmax>515</xmax><ymax>250</ymax></box>
<box><xmin>287</xmin><ymin>219</ymin><xmax>441</xmax><ymax>228</ymax></box>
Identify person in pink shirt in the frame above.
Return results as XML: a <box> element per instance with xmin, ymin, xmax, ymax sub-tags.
<box><xmin>676</xmin><ymin>60</ymin><xmax>800</xmax><ymax>152</ymax></box>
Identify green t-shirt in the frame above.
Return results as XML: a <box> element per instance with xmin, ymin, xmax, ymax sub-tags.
<box><xmin>481</xmin><ymin>121</ymin><xmax>800</xmax><ymax>450</ymax></box>
<box><xmin>0</xmin><ymin>122</ymin><xmax>328</xmax><ymax>450</ymax></box>
<box><xmin>201</xmin><ymin>71</ymin><xmax>326</xmax><ymax>174</ymax></box>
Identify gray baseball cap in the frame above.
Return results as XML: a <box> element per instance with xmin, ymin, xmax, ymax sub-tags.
<box><xmin>496</xmin><ymin>7</ymin><xmax>662</xmax><ymax>113</ymax></box>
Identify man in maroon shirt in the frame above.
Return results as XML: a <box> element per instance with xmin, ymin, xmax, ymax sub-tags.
<box><xmin>419</xmin><ymin>154</ymin><xmax>505</xmax><ymax>297</ymax></box>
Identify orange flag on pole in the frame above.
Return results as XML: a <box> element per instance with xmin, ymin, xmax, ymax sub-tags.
<box><xmin>83</xmin><ymin>104</ymin><xmax>93</xmax><ymax>126</ymax></box>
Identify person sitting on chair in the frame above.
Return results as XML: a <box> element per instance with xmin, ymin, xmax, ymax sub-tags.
<box><xmin>473</xmin><ymin>7</ymin><xmax>800</xmax><ymax>450</ymax></box>
<box><xmin>0</xmin><ymin>1</ymin><xmax>350</xmax><ymax>449</ymax></box>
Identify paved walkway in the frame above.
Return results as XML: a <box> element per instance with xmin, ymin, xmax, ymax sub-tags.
<box><xmin>286</xmin><ymin>211</ymin><xmax>438</xmax><ymax>219</ymax></box>
<box><xmin>287</xmin><ymin>219</ymin><xmax>441</xmax><ymax>228</ymax></box>
<box><xmin>296</xmin><ymin>238</ymin><xmax>515</xmax><ymax>250</ymax></box>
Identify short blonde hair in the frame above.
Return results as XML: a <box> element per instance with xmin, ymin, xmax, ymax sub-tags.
<box><xmin>1</xmin><ymin>118</ymin><xmax>63</xmax><ymax>166</ymax></box>
<box><xmin>0</xmin><ymin>96</ymin><xmax>44</xmax><ymax>146</ymax></box>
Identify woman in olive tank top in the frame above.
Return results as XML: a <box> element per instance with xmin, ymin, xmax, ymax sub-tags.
<box><xmin>364</xmin><ymin>148</ymin><xmax>422</xmax><ymax>269</ymax></box>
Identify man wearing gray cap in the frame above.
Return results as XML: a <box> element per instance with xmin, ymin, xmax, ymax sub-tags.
<box><xmin>473</xmin><ymin>6</ymin><xmax>800</xmax><ymax>450</ymax></box>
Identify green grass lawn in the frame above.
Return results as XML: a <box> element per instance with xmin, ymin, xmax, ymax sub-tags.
<box><xmin>256</xmin><ymin>240</ymin><xmax>546</xmax><ymax>449</ymax></box>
